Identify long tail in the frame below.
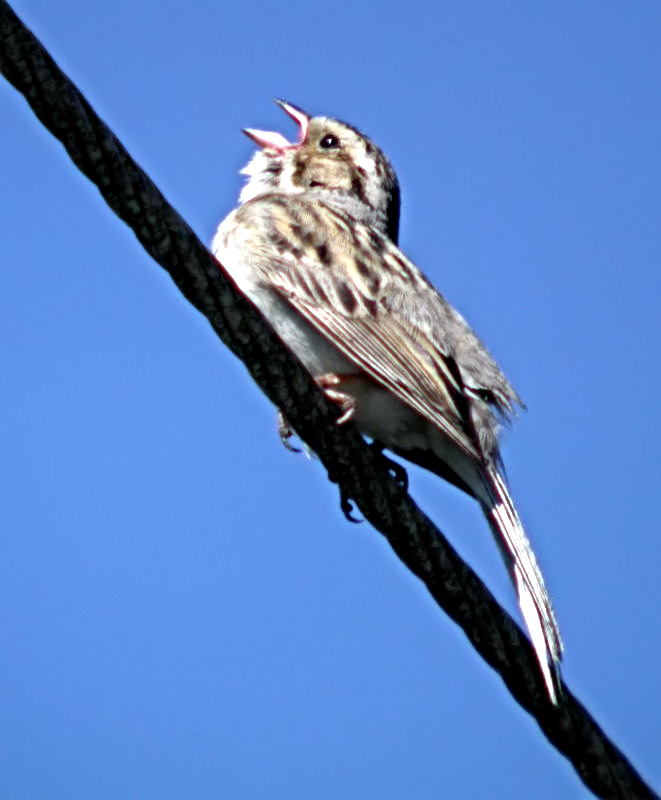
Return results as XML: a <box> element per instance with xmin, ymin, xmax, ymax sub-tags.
<box><xmin>480</xmin><ymin>464</ymin><xmax>563</xmax><ymax>703</ymax></box>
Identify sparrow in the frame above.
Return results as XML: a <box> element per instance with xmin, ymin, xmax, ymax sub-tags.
<box><xmin>212</xmin><ymin>100</ymin><xmax>563</xmax><ymax>703</ymax></box>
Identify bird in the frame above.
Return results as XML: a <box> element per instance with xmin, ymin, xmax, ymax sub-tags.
<box><xmin>212</xmin><ymin>100</ymin><xmax>563</xmax><ymax>703</ymax></box>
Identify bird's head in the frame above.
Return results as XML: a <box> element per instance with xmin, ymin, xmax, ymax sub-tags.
<box><xmin>238</xmin><ymin>100</ymin><xmax>400</xmax><ymax>243</ymax></box>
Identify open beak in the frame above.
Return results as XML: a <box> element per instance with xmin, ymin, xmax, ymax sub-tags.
<box><xmin>242</xmin><ymin>99</ymin><xmax>310</xmax><ymax>151</ymax></box>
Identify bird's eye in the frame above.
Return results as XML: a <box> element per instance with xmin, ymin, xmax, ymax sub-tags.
<box><xmin>319</xmin><ymin>134</ymin><xmax>340</xmax><ymax>149</ymax></box>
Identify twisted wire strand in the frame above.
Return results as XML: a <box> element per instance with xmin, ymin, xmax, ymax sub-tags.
<box><xmin>0</xmin><ymin>3</ymin><xmax>657</xmax><ymax>798</ymax></box>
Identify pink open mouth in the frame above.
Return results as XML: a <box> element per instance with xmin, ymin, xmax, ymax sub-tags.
<box><xmin>242</xmin><ymin>99</ymin><xmax>309</xmax><ymax>152</ymax></box>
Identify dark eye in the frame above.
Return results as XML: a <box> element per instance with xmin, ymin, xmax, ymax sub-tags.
<box><xmin>319</xmin><ymin>134</ymin><xmax>340</xmax><ymax>149</ymax></box>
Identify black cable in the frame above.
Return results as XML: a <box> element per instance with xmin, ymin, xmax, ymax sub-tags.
<box><xmin>0</xmin><ymin>3</ymin><xmax>657</xmax><ymax>798</ymax></box>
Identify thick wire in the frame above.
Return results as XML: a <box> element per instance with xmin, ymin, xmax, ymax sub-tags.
<box><xmin>0</xmin><ymin>3</ymin><xmax>657</xmax><ymax>798</ymax></box>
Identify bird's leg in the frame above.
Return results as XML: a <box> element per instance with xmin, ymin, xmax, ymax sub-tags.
<box><xmin>315</xmin><ymin>373</ymin><xmax>364</xmax><ymax>522</ymax></box>
<box><xmin>315</xmin><ymin>373</ymin><xmax>358</xmax><ymax>425</ymax></box>
<box><xmin>276</xmin><ymin>370</ymin><xmax>358</xmax><ymax>451</ymax></box>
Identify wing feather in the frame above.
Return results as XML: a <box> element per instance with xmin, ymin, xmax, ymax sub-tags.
<box><xmin>286</xmin><ymin>299</ymin><xmax>478</xmax><ymax>458</ymax></box>
<box><xmin>224</xmin><ymin>194</ymin><xmax>563</xmax><ymax>700</ymax></box>
<box><xmin>240</xmin><ymin>195</ymin><xmax>520</xmax><ymax>461</ymax></box>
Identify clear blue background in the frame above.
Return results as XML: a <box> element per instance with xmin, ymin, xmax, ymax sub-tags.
<box><xmin>1</xmin><ymin>2</ymin><xmax>659</xmax><ymax>797</ymax></box>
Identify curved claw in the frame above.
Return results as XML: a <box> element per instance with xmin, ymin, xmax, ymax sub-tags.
<box><xmin>277</xmin><ymin>410</ymin><xmax>301</xmax><ymax>452</ymax></box>
<box><xmin>370</xmin><ymin>441</ymin><xmax>409</xmax><ymax>490</ymax></box>
<box><xmin>315</xmin><ymin>373</ymin><xmax>357</xmax><ymax>425</ymax></box>
<box><xmin>327</xmin><ymin>462</ymin><xmax>363</xmax><ymax>523</ymax></box>
<box><xmin>339</xmin><ymin>489</ymin><xmax>362</xmax><ymax>524</ymax></box>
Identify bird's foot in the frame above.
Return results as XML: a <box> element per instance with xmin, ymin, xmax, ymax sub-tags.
<box><xmin>339</xmin><ymin>488</ymin><xmax>362</xmax><ymax>523</ymax></box>
<box><xmin>315</xmin><ymin>373</ymin><xmax>357</xmax><ymax>425</ymax></box>
<box><xmin>369</xmin><ymin>441</ymin><xmax>409</xmax><ymax>490</ymax></box>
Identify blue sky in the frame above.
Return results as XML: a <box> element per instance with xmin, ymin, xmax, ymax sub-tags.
<box><xmin>1</xmin><ymin>1</ymin><xmax>659</xmax><ymax>797</ymax></box>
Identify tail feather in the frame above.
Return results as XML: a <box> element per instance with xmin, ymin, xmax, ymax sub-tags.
<box><xmin>481</xmin><ymin>465</ymin><xmax>563</xmax><ymax>703</ymax></box>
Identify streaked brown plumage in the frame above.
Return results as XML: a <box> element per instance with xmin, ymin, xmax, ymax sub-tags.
<box><xmin>213</xmin><ymin>100</ymin><xmax>563</xmax><ymax>702</ymax></box>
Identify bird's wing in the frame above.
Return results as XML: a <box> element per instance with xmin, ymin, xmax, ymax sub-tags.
<box><xmin>231</xmin><ymin>195</ymin><xmax>563</xmax><ymax>700</ymax></box>
<box><xmin>240</xmin><ymin>195</ymin><xmax>519</xmax><ymax>461</ymax></box>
